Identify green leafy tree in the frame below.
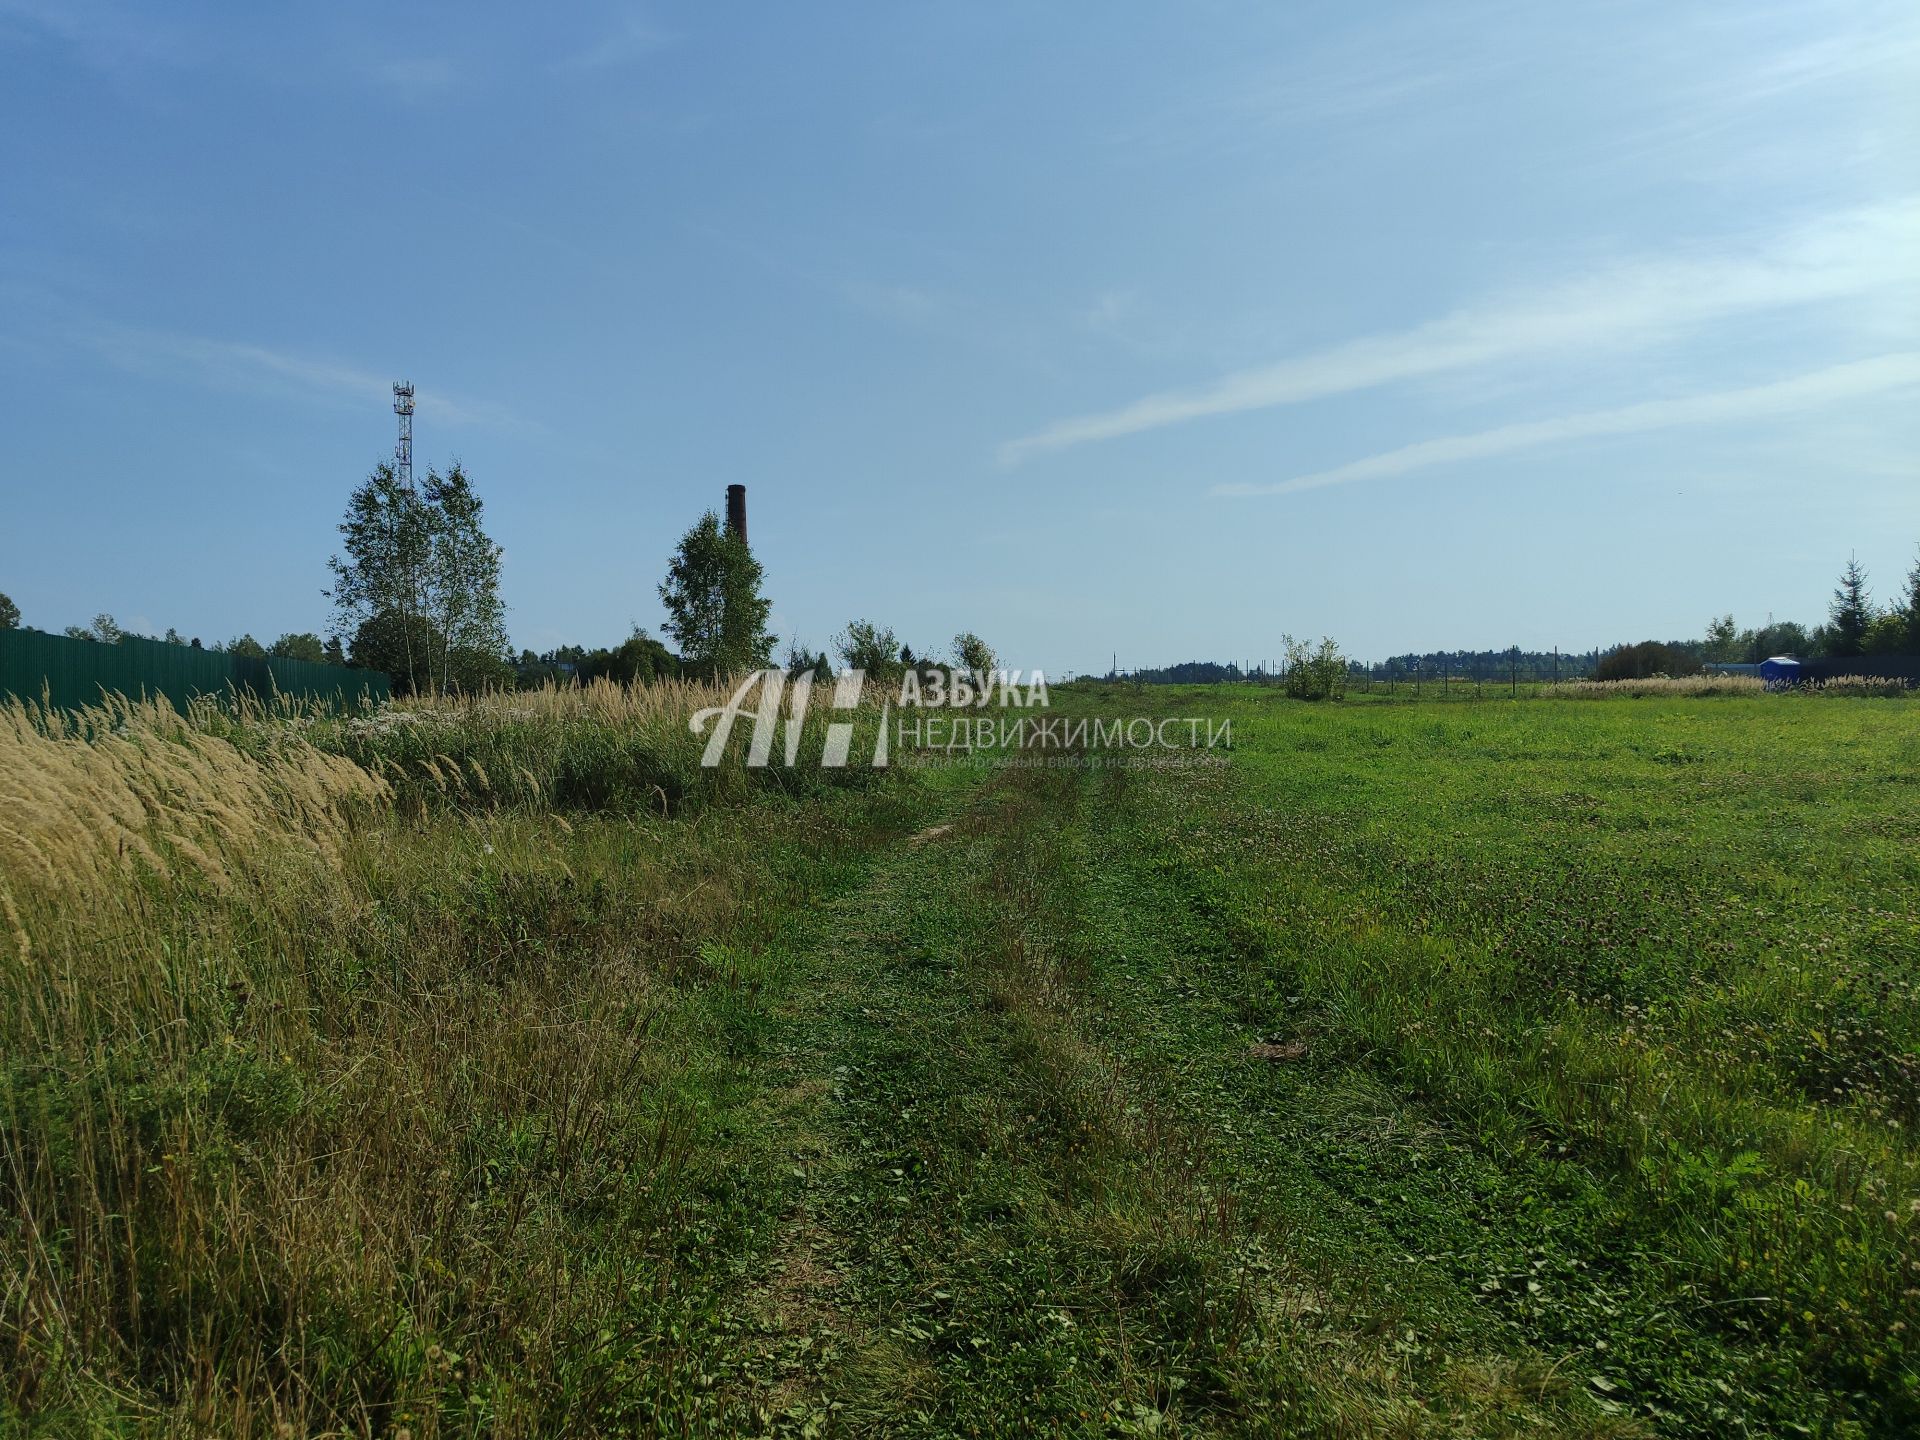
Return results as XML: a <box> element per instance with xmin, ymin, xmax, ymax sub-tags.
<box><xmin>1596</xmin><ymin>641</ymin><xmax>1702</xmax><ymax>680</ymax></box>
<box><xmin>1827</xmin><ymin>555</ymin><xmax>1871</xmax><ymax>658</ymax></box>
<box><xmin>324</xmin><ymin>635</ymin><xmax>347</xmax><ymax>667</ymax></box>
<box><xmin>658</xmin><ymin>511</ymin><xmax>773</xmax><ymax>678</ymax></box>
<box><xmin>1862</xmin><ymin>611</ymin><xmax>1907</xmax><ymax>656</ymax></box>
<box><xmin>270</xmin><ymin>632</ymin><xmax>328</xmax><ymax>663</ymax></box>
<box><xmin>227</xmin><ymin>634</ymin><xmax>268</xmax><ymax>659</ymax></box>
<box><xmin>1703</xmin><ymin>614</ymin><xmax>1739</xmax><ymax>663</ymax></box>
<box><xmin>63</xmin><ymin>613</ymin><xmax>123</xmax><ymax>644</ymax></box>
<box><xmin>833</xmin><ymin>619</ymin><xmax>902</xmax><ymax>681</ymax></box>
<box><xmin>445</xmin><ymin>645</ymin><xmax>515</xmax><ymax>692</ymax></box>
<box><xmin>594</xmin><ymin>626</ymin><xmax>681</xmax><ymax>685</ymax></box>
<box><xmin>329</xmin><ymin>464</ymin><xmax>431</xmax><ymax>690</ymax></box>
<box><xmin>349</xmin><ymin>611</ymin><xmax>443</xmax><ymax>696</ymax></box>
<box><xmin>0</xmin><ymin>592</ymin><xmax>18</xmax><ymax>631</ymax></box>
<box><xmin>329</xmin><ymin>461</ymin><xmax>508</xmax><ymax>694</ymax></box>
<box><xmin>1282</xmin><ymin>634</ymin><xmax>1348</xmax><ymax>700</ymax></box>
<box><xmin>1740</xmin><ymin>620</ymin><xmax>1811</xmax><ymax>663</ymax></box>
<box><xmin>422</xmin><ymin>465</ymin><xmax>509</xmax><ymax>694</ymax></box>
<box><xmin>952</xmin><ymin>632</ymin><xmax>997</xmax><ymax>674</ymax></box>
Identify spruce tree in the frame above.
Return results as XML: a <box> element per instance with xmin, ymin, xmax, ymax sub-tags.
<box><xmin>1827</xmin><ymin>555</ymin><xmax>1871</xmax><ymax>658</ymax></box>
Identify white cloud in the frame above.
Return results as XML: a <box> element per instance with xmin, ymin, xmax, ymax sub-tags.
<box><xmin>1000</xmin><ymin>198</ymin><xmax>1920</xmax><ymax>463</ymax></box>
<box><xmin>1211</xmin><ymin>353</ymin><xmax>1920</xmax><ymax>498</ymax></box>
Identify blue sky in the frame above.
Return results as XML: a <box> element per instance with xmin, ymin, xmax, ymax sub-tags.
<box><xmin>2</xmin><ymin>1</ymin><xmax>1915</xmax><ymax>674</ymax></box>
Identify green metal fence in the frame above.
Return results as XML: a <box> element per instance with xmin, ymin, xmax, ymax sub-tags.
<box><xmin>0</xmin><ymin>628</ymin><xmax>390</xmax><ymax>713</ymax></box>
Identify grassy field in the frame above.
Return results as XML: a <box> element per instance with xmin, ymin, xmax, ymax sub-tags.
<box><xmin>3</xmin><ymin>683</ymin><xmax>1915</xmax><ymax>1436</ymax></box>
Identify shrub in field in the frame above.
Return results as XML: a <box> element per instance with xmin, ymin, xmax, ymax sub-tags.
<box><xmin>1282</xmin><ymin>635</ymin><xmax>1347</xmax><ymax>700</ymax></box>
<box><xmin>1595</xmin><ymin>640</ymin><xmax>1703</xmax><ymax>681</ymax></box>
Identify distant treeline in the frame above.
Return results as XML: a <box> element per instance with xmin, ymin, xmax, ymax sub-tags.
<box><xmin>1111</xmin><ymin>552</ymin><xmax>1920</xmax><ymax>687</ymax></box>
<box><xmin>1597</xmin><ymin>554</ymin><xmax>1920</xmax><ymax>680</ymax></box>
<box><xmin>1103</xmin><ymin>660</ymin><xmax>1255</xmax><ymax>685</ymax></box>
<box><xmin>1363</xmin><ymin>649</ymin><xmax>1599</xmax><ymax>683</ymax></box>
<box><xmin>1106</xmin><ymin>651</ymin><xmax>1600</xmax><ymax>685</ymax></box>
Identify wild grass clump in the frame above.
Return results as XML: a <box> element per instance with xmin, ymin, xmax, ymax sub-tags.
<box><xmin>311</xmin><ymin>677</ymin><xmax>886</xmax><ymax>817</ymax></box>
<box><xmin>1811</xmin><ymin>673</ymin><xmax>1911</xmax><ymax>696</ymax></box>
<box><xmin>0</xmin><ymin>694</ymin><xmax>388</xmax><ymax>912</ymax></box>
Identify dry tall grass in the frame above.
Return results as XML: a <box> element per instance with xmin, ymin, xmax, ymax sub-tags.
<box><xmin>315</xmin><ymin>676</ymin><xmax>886</xmax><ymax>815</ymax></box>
<box><xmin>0</xmin><ymin>681</ymin><xmax>911</xmax><ymax>1434</ymax></box>
<box><xmin>405</xmin><ymin>675</ymin><xmax>741</xmax><ymax>723</ymax></box>
<box><xmin>1542</xmin><ymin>675</ymin><xmax>1767</xmax><ymax>698</ymax></box>
<box><xmin>0</xmin><ymin>694</ymin><xmax>388</xmax><ymax>915</ymax></box>
<box><xmin>1546</xmin><ymin>673</ymin><xmax>1910</xmax><ymax>699</ymax></box>
<box><xmin>1811</xmin><ymin>672</ymin><xmax>1912</xmax><ymax>696</ymax></box>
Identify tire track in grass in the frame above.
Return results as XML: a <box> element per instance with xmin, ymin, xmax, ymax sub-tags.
<box><xmin>735</xmin><ymin>763</ymin><xmax>1623</xmax><ymax>1438</ymax></box>
<box><xmin>1064</xmin><ymin>763</ymin><xmax>1627</xmax><ymax>1417</ymax></box>
<box><xmin>1067</xmin><ymin>756</ymin><xmax>1841</xmax><ymax>1434</ymax></box>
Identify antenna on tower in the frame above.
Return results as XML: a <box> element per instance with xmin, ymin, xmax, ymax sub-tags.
<box><xmin>392</xmin><ymin>381</ymin><xmax>415</xmax><ymax>491</ymax></box>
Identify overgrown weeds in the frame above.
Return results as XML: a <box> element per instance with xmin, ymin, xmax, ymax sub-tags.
<box><xmin>0</xmin><ymin>685</ymin><xmax>912</xmax><ymax>1435</ymax></box>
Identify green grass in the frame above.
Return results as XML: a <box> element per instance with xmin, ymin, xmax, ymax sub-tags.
<box><xmin>4</xmin><ymin>685</ymin><xmax>1914</xmax><ymax>1435</ymax></box>
<box><xmin>1052</xmin><ymin>685</ymin><xmax>1920</xmax><ymax>1433</ymax></box>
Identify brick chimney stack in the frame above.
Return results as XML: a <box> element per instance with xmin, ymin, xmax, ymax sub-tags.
<box><xmin>725</xmin><ymin>484</ymin><xmax>748</xmax><ymax>546</ymax></box>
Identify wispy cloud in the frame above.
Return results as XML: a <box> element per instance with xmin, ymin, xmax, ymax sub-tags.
<box><xmin>1000</xmin><ymin>199</ymin><xmax>1920</xmax><ymax>463</ymax></box>
<box><xmin>1565</xmin><ymin>5</ymin><xmax>1920</xmax><ymax>184</ymax></box>
<box><xmin>842</xmin><ymin>281</ymin><xmax>952</xmax><ymax>328</ymax></box>
<box><xmin>84</xmin><ymin>325</ymin><xmax>510</xmax><ymax>427</ymax></box>
<box><xmin>0</xmin><ymin>0</ymin><xmax>195</xmax><ymax>70</ymax></box>
<box><xmin>1102</xmin><ymin>6</ymin><xmax>1476</xmax><ymax>159</ymax></box>
<box><xmin>1212</xmin><ymin>353</ymin><xmax>1920</xmax><ymax>498</ymax></box>
<box><xmin>553</xmin><ymin>13</ymin><xmax>671</xmax><ymax>71</ymax></box>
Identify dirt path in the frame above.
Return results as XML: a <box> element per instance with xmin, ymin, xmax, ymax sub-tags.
<box><xmin>708</xmin><ymin>761</ymin><xmax>1623</xmax><ymax>1438</ymax></box>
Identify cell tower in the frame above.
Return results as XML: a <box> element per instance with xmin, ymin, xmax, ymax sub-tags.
<box><xmin>392</xmin><ymin>381</ymin><xmax>415</xmax><ymax>491</ymax></box>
